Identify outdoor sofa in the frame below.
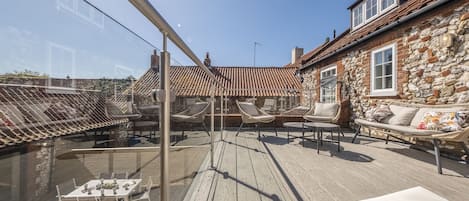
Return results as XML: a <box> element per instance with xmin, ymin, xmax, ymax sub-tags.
<box><xmin>352</xmin><ymin>101</ymin><xmax>469</xmax><ymax>174</ymax></box>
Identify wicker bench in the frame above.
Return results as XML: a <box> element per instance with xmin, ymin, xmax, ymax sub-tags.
<box><xmin>352</xmin><ymin>101</ymin><xmax>469</xmax><ymax>174</ymax></box>
<box><xmin>0</xmin><ymin>84</ymin><xmax>127</xmax><ymax>147</ymax></box>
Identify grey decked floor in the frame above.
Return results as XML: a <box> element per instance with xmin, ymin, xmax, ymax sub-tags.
<box><xmin>189</xmin><ymin>129</ymin><xmax>469</xmax><ymax>201</ymax></box>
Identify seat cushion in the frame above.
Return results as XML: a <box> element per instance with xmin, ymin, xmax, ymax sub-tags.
<box><xmin>383</xmin><ymin>105</ymin><xmax>418</xmax><ymax>126</ymax></box>
<box><xmin>313</xmin><ymin>103</ymin><xmax>339</xmax><ymax>117</ymax></box>
<box><xmin>355</xmin><ymin>119</ymin><xmax>442</xmax><ymax>136</ymax></box>
<box><xmin>252</xmin><ymin>115</ymin><xmax>275</xmax><ymax>123</ymax></box>
<box><xmin>303</xmin><ymin>115</ymin><xmax>333</xmax><ymax>122</ymax></box>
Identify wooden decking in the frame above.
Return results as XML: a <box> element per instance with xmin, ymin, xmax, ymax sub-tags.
<box><xmin>187</xmin><ymin>129</ymin><xmax>469</xmax><ymax>201</ymax></box>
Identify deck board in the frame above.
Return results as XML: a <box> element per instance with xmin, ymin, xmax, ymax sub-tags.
<box><xmin>193</xmin><ymin>129</ymin><xmax>469</xmax><ymax>201</ymax></box>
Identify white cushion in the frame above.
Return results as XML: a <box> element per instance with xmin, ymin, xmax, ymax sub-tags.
<box><xmin>383</xmin><ymin>105</ymin><xmax>418</xmax><ymax>126</ymax></box>
<box><xmin>313</xmin><ymin>103</ymin><xmax>339</xmax><ymax>117</ymax></box>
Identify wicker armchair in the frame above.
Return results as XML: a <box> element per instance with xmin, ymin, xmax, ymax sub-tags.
<box><xmin>303</xmin><ymin>102</ymin><xmax>341</xmax><ymax>124</ymax></box>
<box><xmin>236</xmin><ymin>100</ymin><xmax>276</xmax><ymax>139</ymax></box>
<box><xmin>171</xmin><ymin>101</ymin><xmax>211</xmax><ymax>137</ymax></box>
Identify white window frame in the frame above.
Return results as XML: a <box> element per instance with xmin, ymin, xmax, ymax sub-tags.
<box><xmin>365</xmin><ymin>0</ymin><xmax>378</xmax><ymax>20</ymax></box>
<box><xmin>351</xmin><ymin>0</ymin><xmax>397</xmax><ymax>30</ymax></box>
<box><xmin>370</xmin><ymin>43</ymin><xmax>397</xmax><ymax>96</ymax></box>
<box><xmin>380</xmin><ymin>0</ymin><xmax>397</xmax><ymax>13</ymax></box>
<box><xmin>320</xmin><ymin>65</ymin><xmax>337</xmax><ymax>103</ymax></box>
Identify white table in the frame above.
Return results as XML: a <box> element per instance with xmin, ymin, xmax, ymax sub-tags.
<box><xmin>64</xmin><ymin>179</ymin><xmax>142</xmax><ymax>201</ymax></box>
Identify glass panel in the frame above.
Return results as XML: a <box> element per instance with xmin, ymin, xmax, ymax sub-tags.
<box><xmin>353</xmin><ymin>5</ymin><xmax>363</xmax><ymax>27</ymax></box>
<box><xmin>384</xmin><ymin>48</ymin><xmax>393</xmax><ymax>62</ymax></box>
<box><xmin>384</xmin><ymin>63</ymin><xmax>393</xmax><ymax>75</ymax></box>
<box><xmin>366</xmin><ymin>0</ymin><xmax>378</xmax><ymax>19</ymax></box>
<box><xmin>375</xmin><ymin>77</ymin><xmax>383</xmax><ymax>89</ymax></box>
<box><xmin>381</xmin><ymin>0</ymin><xmax>395</xmax><ymax>10</ymax></box>
<box><xmin>374</xmin><ymin>52</ymin><xmax>382</xmax><ymax>65</ymax></box>
<box><xmin>0</xmin><ymin>1</ymin><xmax>215</xmax><ymax>201</ymax></box>
<box><xmin>385</xmin><ymin>76</ymin><xmax>393</xmax><ymax>89</ymax></box>
<box><xmin>375</xmin><ymin>65</ymin><xmax>383</xmax><ymax>77</ymax></box>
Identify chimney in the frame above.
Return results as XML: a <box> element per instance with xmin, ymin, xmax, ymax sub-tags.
<box><xmin>291</xmin><ymin>47</ymin><xmax>304</xmax><ymax>64</ymax></box>
<box><xmin>204</xmin><ymin>52</ymin><xmax>211</xmax><ymax>67</ymax></box>
<box><xmin>150</xmin><ymin>49</ymin><xmax>159</xmax><ymax>71</ymax></box>
<box><xmin>333</xmin><ymin>29</ymin><xmax>336</xmax><ymax>39</ymax></box>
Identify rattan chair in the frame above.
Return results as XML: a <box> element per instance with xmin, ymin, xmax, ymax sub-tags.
<box><xmin>171</xmin><ymin>101</ymin><xmax>211</xmax><ymax>137</ymax></box>
<box><xmin>236</xmin><ymin>100</ymin><xmax>276</xmax><ymax>139</ymax></box>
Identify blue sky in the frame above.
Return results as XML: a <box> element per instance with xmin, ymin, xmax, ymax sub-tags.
<box><xmin>0</xmin><ymin>0</ymin><xmax>354</xmax><ymax>79</ymax></box>
<box><xmin>88</xmin><ymin>0</ymin><xmax>355</xmax><ymax>66</ymax></box>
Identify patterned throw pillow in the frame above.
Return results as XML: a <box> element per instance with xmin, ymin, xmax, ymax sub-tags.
<box><xmin>439</xmin><ymin>112</ymin><xmax>463</xmax><ymax>132</ymax></box>
<box><xmin>373</xmin><ymin>105</ymin><xmax>393</xmax><ymax>122</ymax></box>
<box><xmin>417</xmin><ymin>111</ymin><xmax>464</xmax><ymax>131</ymax></box>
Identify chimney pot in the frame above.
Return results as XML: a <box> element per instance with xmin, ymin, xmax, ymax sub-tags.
<box><xmin>150</xmin><ymin>49</ymin><xmax>159</xmax><ymax>71</ymax></box>
<box><xmin>204</xmin><ymin>52</ymin><xmax>211</xmax><ymax>67</ymax></box>
<box><xmin>291</xmin><ymin>47</ymin><xmax>304</xmax><ymax>65</ymax></box>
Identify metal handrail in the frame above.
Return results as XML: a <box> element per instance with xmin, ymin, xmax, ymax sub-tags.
<box><xmin>128</xmin><ymin>0</ymin><xmax>222</xmax><ymax>87</ymax></box>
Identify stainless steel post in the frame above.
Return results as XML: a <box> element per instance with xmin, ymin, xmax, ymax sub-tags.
<box><xmin>159</xmin><ymin>33</ymin><xmax>170</xmax><ymax>201</ymax></box>
<box><xmin>220</xmin><ymin>89</ymin><xmax>224</xmax><ymax>140</ymax></box>
<box><xmin>210</xmin><ymin>84</ymin><xmax>215</xmax><ymax>168</ymax></box>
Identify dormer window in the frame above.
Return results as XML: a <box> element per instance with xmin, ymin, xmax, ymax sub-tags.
<box><xmin>365</xmin><ymin>0</ymin><xmax>378</xmax><ymax>20</ymax></box>
<box><xmin>351</xmin><ymin>0</ymin><xmax>397</xmax><ymax>30</ymax></box>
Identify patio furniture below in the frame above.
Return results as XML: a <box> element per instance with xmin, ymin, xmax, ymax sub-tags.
<box><xmin>305</xmin><ymin>122</ymin><xmax>342</xmax><ymax>154</ymax></box>
<box><xmin>113</xmin><ymin>172</ymin><xmax>129</xmax><ymax>179</ymax></box>
<box><xmin>236</xmin><ymin>100</ymin><xmax>276</xmax><ymax>140</ymax></box>
<box><xmin>63</xmin><ymin>179</ymin><xmax>142</xmax><ymax>201</ymax></box>
<box><xmin>171</xmin><ymin>101</ymin><xmax>211</xmax><ymax>137</ymax></box>
<box><xmin>352</xmin><ymin>101</ymin><xmax>469</xmax><ymax>174</ymax></box>
<box><xmin>131</xmin><ymin>176</ymin><xmax>152</xmax><ymax>201</ymax></box>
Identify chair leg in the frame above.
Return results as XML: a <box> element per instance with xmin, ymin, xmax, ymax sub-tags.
<box><xmin>460</xmin><ymin>142</ymin><xmax>469</xmax><ymax>164</ymax></box>
<box><xmin>256</xmin><ymin>124</ymin><xmax>261</xmax><ymax>140</ymax></box>
<box><xmin>433</xmin><ymin>139</ymin><xmax>443</xmax><ymax>174</ymax></box>
<box><xmin>236</xmin><ymin>122</ymin><xmax>244</xmax><ymax>136</ymax></box>
<box><xmin>351</xmin><ymin>125</ymin><xmax>361</xmax><ymax>143</ymax></box>
<box><xmin>202</xmin><ymin>122</ymin><xmax>210</xmax><ymax>136</ymax></box>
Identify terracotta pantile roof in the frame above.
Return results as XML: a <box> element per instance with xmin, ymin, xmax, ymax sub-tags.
<box><xmin>302</xmin><ymin>0</ymin><xmax>442</xmax><ymax>69</ymax></box>
<box><xmin>132</xmin><ymin>66</ymin><xmax>302</xmax><ymax>97</ymax></box>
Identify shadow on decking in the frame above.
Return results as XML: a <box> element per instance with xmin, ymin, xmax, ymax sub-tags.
<box><xmin>386</xmin><ymin>147</ymin><xmax>469</xmax><ymax>178</ymax></box>
<box><xmin>213</xmin><ymin>169</ymin><xmax>281</xmax><ymax>201</ymax></box>
<box><xmin>223</xmin><ymin>139</ymin><xmax>267</xmax><ymax>154</ymax></box>
<box><xmin>257</xmin><ymin>136</ymin><xmax>305</xmax><ymax>201</ymax></box>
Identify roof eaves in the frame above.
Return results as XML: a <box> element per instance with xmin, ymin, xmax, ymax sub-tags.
<box><xmin>300</xmin><ymin>0</ymin><xmax>449</xmax><ymax>72</ymax></box>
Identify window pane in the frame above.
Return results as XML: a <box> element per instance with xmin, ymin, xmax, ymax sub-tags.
<box><xmin>381</xmin><ymin>0</ymin><xmax>395</xmax><ymax>10</ymax></box>
<box><xmin>375</xmin><ymin>65</ymin><xmax>383</xmax><ymax>77</ymax></box>
<box><xmin>332</xmin><ymin>69</ymin><xmax>336</xmax><ymax>75</ymax></box>
<box><xmin>366</xmin><ymin>0</ymin><xmax>377</xmax><ymax>19</ymax></box>
<box><xmin>353</xmin><ymin>6</ymin><xmax>363</xmax><ymax>27</ymax></box>
<box><xmin>375</xmin><ymin>77</ymin><xmax>383</xmax><ymax>89</ymax></box>
<box><xmin>384</xmin><ymin>48</ymin><xmax>393</xmax><ymax>62</ymax></box>
<box><xmin>385</xmin><ymin>76</ymin><xmax>393</xmax><ymax>89</ymax></box>
<box><xmin>375</xmin><ymin>52</ymin><xmax>382</xmax><ymax>64</ymax></box>
<box><xmin>384</xmin><ymin>63</ymin><xmax>392</xmax><ymax>75</ymax></box>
